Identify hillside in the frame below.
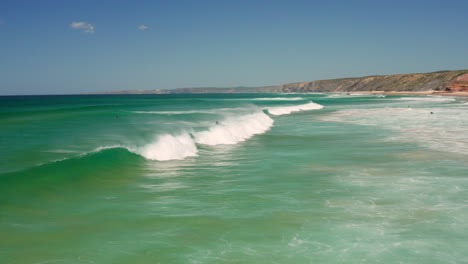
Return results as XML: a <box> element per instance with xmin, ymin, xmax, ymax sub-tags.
<box><xmin>281</xmin><ymin>70</ymin><xmax>468</xmax><ymax>93</ymax></box>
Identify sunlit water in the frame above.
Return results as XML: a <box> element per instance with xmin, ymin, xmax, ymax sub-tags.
<box><xmin>1</xmin><ymin>93</ymin><xmax>467</xmax><ymax>263</ymax></box>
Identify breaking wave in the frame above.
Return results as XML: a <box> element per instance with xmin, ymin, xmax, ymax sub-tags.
<box><xmin>194</xmin><ymin>112</ymin><xmax>274</xmax><ymax>145</ymax></box>
<box><xmin>267</xmin><ymin>102</ymin><xmax>324</xmax><ymax>116</ymax></box>
<box><xmin>136</xmin><ymin>133</ymin><xmax>198</xmax><ymax>161</ymax></box>
<box><xmin>42</xmin><ymin>103</ymin><xmax>323</xmax><ymax>162</ymax></box>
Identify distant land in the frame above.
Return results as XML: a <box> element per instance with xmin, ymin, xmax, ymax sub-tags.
<box><xmin>88</xmin><ymin>70</ymin><xmax>468</xmax><ymax>94</ymax></box>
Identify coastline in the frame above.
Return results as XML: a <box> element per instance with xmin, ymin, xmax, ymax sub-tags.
<box><xmin>346</xmin><ymin>91</ymin><xmax>468</xmax><ymax>97</ymax></box>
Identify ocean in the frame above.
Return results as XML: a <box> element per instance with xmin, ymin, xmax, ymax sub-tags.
<box><xmin>1</xmin><ymin>93</ymin><xmax>467</xmax><ymax>263</ymax></box>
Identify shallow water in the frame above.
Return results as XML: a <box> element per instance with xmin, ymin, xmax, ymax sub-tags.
<box><xmin>1</xmin><ymin>93</ymin><xmax>467</xmax><ymax>263</ymax></box>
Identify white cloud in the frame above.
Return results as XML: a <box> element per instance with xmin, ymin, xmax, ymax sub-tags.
<box><xmin>70</xmin><ymin>21</ymin><xmax>95</xmax><ymax>34</ymax></box>
<box><xmin>137</xmin><ymin>25</ymin><xmax>148</xmax><ymax>30</ymax></box>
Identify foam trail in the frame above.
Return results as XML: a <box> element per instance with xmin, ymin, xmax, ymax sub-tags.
<box><xmin>397</xmin><ymin>97</ymin><xmax>456</xmax><ymax>102</ymax></box>
<box><xmin>267</xmin><ymin>102</ymin><xmax>323</xmax><ymax>116</ymax></box>
<box><xmin>194</xmin><ymin>112</ymin><xmax>274</xmax><ymax>145</ymax></box>
<box><xmin>137</xmin><ymin>133</ymin><xmax>198</xmax><ymax>161</ymax></box>
<box><xmin>251</xmin><ymin>97</ymin><xmax>304</xmax><ymax>101</ymax></box>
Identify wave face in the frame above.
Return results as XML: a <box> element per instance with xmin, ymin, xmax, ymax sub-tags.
<box><xmin>267</xmin><ymin>102</ymin><xmax>324</xmax><ymax>116</ymax></box>
<box><xmin>136</xmin><ymin>133</ymin><xmax>198</xmax><ymax>161</ymax></box>
<box><xmin>194</xmin><ymin>112</ymin><xmax>274</xmax><ymax>145</ymax></box>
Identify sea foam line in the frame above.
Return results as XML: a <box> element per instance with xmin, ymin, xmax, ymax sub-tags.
<box><xmin>397</xmin><ymin>97</ymin><xmax>456</xmax><ymax>102</ymax></box>
<box><xmin>251</xmin><ymin>97</ymin><xmax>305</xmax><ymax>101</ymax></box>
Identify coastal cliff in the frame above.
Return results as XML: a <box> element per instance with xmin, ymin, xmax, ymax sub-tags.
<box><xmin>281</xmin><ymin>70</ymin><xmax>468</xmax><ymax>93</ymax></box>
<box><xmin>88</xmin><ymin>70</ymin><xmax>468</xmax><ymax>94</ymax></box>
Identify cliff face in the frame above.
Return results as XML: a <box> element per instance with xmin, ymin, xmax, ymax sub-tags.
<box><xmin>449</xmin><ymin>73</ymin><xmax>468</xmax><ymax>92</ymax></box>
<box><xmin>281</xmin><ymin>70</ymin><xmax>468</xmax><ymax>93</ymax></box>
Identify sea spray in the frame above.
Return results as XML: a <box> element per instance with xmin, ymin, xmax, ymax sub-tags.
<box><xmin>194</xmin><ymin>112</ymin><xmax>274</xmax><ymax>145</ymax></box>
<box><xmin>137</xmin><ymin>133</ymin><xmax>198</xmax><ymax>161</ymax></box>
<box><xmin>267</xmin><ymin>102</ymin><xmax>323</xmax><ymax>116</ymax></box>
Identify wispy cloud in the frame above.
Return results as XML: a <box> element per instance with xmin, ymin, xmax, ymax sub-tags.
<box><xmin>70</xmin><ymin>21</ymin><xmax>95</xmax><ymax>34</ymax></box>
<box><xmin>137</xmin><ymin>25</ymin><xmax>148</xmax><ymax>30</ymax></box>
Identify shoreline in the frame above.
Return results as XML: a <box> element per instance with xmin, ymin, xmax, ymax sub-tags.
<box><xmin>345</xmin><ymin>91</ymin><xmax>468</xmax><ymax>97</ymax></box>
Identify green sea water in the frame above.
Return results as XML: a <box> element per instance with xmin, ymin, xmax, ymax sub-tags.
<box><xmin>1</xmin><ymin>93</ymin><xmax>467</xmax><ymax>263</ymax></box>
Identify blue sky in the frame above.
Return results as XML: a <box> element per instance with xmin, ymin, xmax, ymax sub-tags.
<box><xmin>1</xmin><ymin>0</ymin><xmax>467</xmax><ymax>95</ymax></box>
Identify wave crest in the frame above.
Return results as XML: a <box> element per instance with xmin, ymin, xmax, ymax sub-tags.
<box><xmin>136</xmin><ymin>133</ymin><xmax>198</xmax><ymax>161</ymax></box>
<box><xmin>267</xmin><ymin>102</ymin><xmax>323</xmax><ymax>116</ymax></box>
<box><xmin>194</xmin><ymin>112</ymin><xmax>274</xmax><ymax>145</ymax></box>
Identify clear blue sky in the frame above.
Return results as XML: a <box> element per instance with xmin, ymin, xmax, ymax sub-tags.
<box><xmin>1</xmin><ymin>0</ymin><xmax>467</xmax><ymax>95</ymax></box>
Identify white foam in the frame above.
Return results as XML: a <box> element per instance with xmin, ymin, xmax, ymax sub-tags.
<box><xmin>397</xmin><ymin>96</ymin><xmax>456</xmax><ymax>102</ymax></box>
<box><xmin>321</xmin><ymin>106</ymin><xmax>468</xmax><ymax>155</ymax></box>
<box><xmin>267</xmin><ymin>102</ymin><xmax>324</xmax><ymax>116</ymax></box>
<box><xmin>251</xmin><ymin>97</ymin><xmax>305</xmax><ymax>101</ymax></box>
<box><xmin>136</xmin><ymin>133</ymin><xmax>198</xmax><ymax>161</ymax></box>
<box><xmin>194</xmin><ymin>112</ymin><xmax>274</xmax><ymax>145</ymax></box>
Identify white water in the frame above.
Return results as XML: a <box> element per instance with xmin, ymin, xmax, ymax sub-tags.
<box><xmin>321</xmin><ymin>105</ymin><xmax>468</xmax><ymax>155</ymax></box>
<box><xmin>251</xmin><ymin>97</ymin><xmax>305</xmax><ymax>101</ymax></box>
<box><xmin>136</xmin><ymin>133</ymin><xmax>198</xmax><ymax>161</ymax></box>
<box><xmin>91</xmin><ymin>103</ymin><xmax>324</xmax><ymax>161</ymax></box>
<box><xmin>194</xmin><ymin>112</ymin><xmax>274</xmax><ymax>145</ymax></box>
<box><xmin>397</xmin><ymin>96</ymin><xmax>456</xmax><ymax>102</ymax></box>
<box><xmin>267</xmin><ymin>102</ymin><xmax>323</xmax><ymax>116</ymax></box>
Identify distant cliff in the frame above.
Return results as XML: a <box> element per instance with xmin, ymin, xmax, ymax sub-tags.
<box><xmin>281</xmin><ymin>70</ymin><xmax>468</xmax><ymax>93</ymax></box>
<box><xmin>88</xmin><ymin>70</ymin><xmax>468</xmax><ymax>94</ymax></box>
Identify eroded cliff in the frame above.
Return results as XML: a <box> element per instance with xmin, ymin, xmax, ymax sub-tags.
<box><xmin>281</xmin><ymin>70</ymin><xmax>468</xmax><ymax>93</ymax></box>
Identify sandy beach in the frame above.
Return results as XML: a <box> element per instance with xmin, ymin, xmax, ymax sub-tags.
<box><xmin>347</xmin><ymin>91</ymin><xmax>468</xmax><ymax>97</ymax></box>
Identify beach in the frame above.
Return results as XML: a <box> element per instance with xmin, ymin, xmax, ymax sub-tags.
<box><xmin>345</xmin><ymin>91</ymin><xmax>468</xmax><ymax>97</ymax></box>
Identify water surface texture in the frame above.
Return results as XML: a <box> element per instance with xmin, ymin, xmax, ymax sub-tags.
<box><xmin>1</xmin><ymin>94</ymin><xmax>467</xmax><ymax>263</ymax></box>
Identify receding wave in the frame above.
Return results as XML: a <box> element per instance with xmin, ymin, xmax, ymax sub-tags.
<box><xmin>194</xmin><ymin>112</ymin><xmax>274</xmax><ymax>145</ymax></box>
<box><xmin>267</xmin><ymin>102</ymin><xmax>324</xmax><ymax>116</ymax></box>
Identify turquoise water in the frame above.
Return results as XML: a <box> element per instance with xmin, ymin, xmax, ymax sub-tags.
<box><xmin>1</xmin><ymin>93</ymin><xmax>467</xmax><ymax>263</ymax></box>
